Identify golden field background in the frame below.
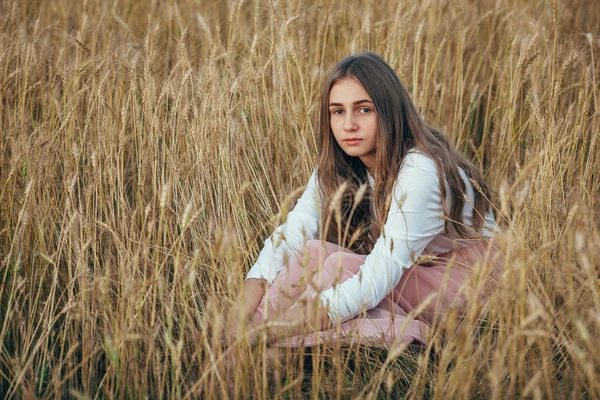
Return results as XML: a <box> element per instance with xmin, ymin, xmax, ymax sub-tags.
<box><xmin>0</xmin><ymin>0</ymin><xmax>599</xmax><ymax>397</ymax></box>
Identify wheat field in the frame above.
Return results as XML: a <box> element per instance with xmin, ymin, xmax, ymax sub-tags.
<box><xmin>0</xmin><ymin>0</ymin><xmax>599</xmax><ymax>398</ymax></box>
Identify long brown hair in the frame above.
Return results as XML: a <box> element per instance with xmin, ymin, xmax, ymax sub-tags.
<box><xmin>316</xmin><ymin>52</ymin><xmax>492</xmax><ymax>254</ymax></box>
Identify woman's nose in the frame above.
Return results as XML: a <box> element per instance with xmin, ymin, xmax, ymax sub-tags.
<box><xmin>344</xmin><ymin>114</ymin><xmax>358</xmax><ymax>131</ymax></box>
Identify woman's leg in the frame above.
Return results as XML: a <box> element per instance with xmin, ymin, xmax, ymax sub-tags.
<box><xmin>252</xmin><ymin>240</ymin><xmax>354</xmax><ymax>325</ymax></box>
<box><xmin>389</xmin><ymin>239</ymin><xmax>504</xmax><ymax>326</ymax></box>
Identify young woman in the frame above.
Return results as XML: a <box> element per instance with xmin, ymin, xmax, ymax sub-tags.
<box><xmin>232</xmin><ymin>51</ymin><xmax>503</xmax><ymax>348</ymax></box>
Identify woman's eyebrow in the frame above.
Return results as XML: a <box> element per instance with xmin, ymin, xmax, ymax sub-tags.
<box><xmin>328</xmin><ymin>99</ymin><xmax>373</xmax><ymax>107</ymax></box>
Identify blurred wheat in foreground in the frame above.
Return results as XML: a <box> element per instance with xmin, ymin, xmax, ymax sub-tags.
<box><xmin>0</xmin><ymin>0</ymin><xmax>599</xmax><ymax>398</ymax></box>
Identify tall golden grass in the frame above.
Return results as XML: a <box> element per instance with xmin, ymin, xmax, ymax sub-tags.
<box><xmin>0</xmin><ymin>0</ymin><xmax>598</xmax><ymax>397</ymax></box>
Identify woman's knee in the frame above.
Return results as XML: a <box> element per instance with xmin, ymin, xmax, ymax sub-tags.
<box><xmin>301</xmin><ymin>239</ymin><xmax>352</xmax><ymax>259</ymax></box>
<box><xmin>323</xmin><ymin>251</ymin><xmax>345</xmax><ymax>268</ymax></box>
<box><xmin>294</xmin><ymin>239</ymin><xmax>327</xmax><ymax>268</ymax></box>
<box><xmin>303</xmin><ymin>239</ymin><xmax>324</xmax><ymax>254</ymax></box>
<box><xmin>315</xmin><ymin>251</ymin><xmax>347</xmax><ymax>284</ymax></box>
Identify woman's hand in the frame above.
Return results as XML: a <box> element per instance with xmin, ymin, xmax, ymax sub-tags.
<box><xmin>239</xmin><ymin>278</ymin><xmax>268</xmax><ymax>318</ymax></box>
<box><xmin>266</xmin><ymin>295</ymin><xmax>334</xmax><ymax>343</ymax></box>
<box><xmin>223</xmin><ymin>312</ymin><xmax>259</xmax><ymax>347</ymax></box>
<box><xmin>222</xmin><ymin>278</ymin><xmax>267</xmax><ymax>347</ymax></box>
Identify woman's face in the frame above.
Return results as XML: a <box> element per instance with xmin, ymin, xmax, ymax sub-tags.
<box><xmin>328</xmin><ymin>77</ymin><xmax>378</xmax><ymax>173</ymax></box>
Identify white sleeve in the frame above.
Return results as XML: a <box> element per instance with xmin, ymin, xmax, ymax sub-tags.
<box><xmin>245</xmin><ymin>168</ymin><xmax>321</xmax><ymax>284</ymax></box>
<box><xmin>317</xmin><ymin>156</ymin><xmax>446</xmax><ymax>324</ymax></box>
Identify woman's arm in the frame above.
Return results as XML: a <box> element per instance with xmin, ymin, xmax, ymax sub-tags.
<box><xmin>317</xmin><ymin>154</ymin><xmax>446</xmax><ymax>324</ymax></box>
<box><xmin>245</xmin><ymin>167</ymin><xmax>321</xmax><ymax>284</ymax></box>
<box><xmin>228</xmin><ymin>168</ymin><xmax>321</xmax><ymax>343</ymax></box>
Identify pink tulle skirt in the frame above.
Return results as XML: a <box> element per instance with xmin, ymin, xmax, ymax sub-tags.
<box><xmin>252</xmin><ymin>238</ymin><xmax>503</xmax><ymax>348</ymax></box>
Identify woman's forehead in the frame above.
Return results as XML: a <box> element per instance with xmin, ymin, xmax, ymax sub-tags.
<box><xmin>329</xmin><ymin>77</ymin><xmax>371</xmax><ymax>103</ymax></box>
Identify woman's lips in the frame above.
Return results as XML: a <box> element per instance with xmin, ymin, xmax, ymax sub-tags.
<box><xmin>344</xmin><ymin>139</ymin><xmax>362</xmax><ymax>145</ymax></box>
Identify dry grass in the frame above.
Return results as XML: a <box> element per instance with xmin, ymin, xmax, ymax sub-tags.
<box><xmin>0</xmin><ymin>0</ymin><xmax>599</xmax><ymax>398</ymax></box>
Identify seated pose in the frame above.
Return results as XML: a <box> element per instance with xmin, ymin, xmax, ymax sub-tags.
<box><xmin>233</xmin><ymin>51</ymin><xmax>503</xmax><ymax>348</ymax></box>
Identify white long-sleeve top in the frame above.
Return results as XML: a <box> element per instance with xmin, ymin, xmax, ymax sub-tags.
<box><xmin>245</xmin><ymin>148</ymin><xmax>500</xmax><ymax>323</ymax></box>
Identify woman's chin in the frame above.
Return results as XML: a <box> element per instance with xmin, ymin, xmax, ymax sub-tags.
<box><xmin>343</xmin><ymin>150</ymin><xmax>365</xmax><ymax>157</ymax></box>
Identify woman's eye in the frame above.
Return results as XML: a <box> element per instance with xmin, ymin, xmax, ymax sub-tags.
<box><xmin>331</xmin><ymin>109</ymin><xmax>343</xmax><ymax>115</ymax></box>
<box><xmin>359</xmin><ymin>107</ymin><xmax>371</xmax><ymax>113</ymax></box>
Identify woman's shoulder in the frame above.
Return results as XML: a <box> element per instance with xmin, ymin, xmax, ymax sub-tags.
<box><xmin>400</xmin><ymin>148</ymin><xmax>438</xmax><ymax>176</ymax></box>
